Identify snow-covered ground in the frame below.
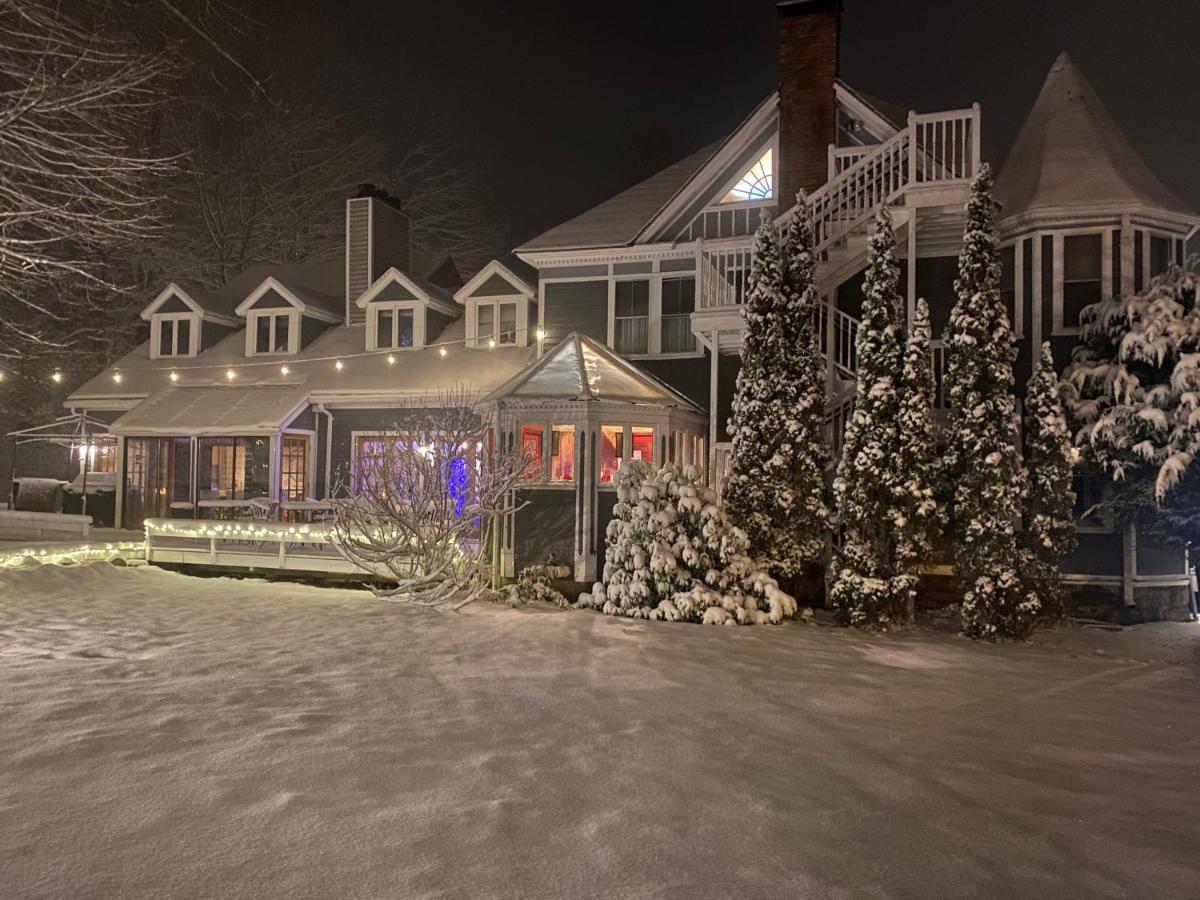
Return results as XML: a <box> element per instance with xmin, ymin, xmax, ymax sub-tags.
<box><xmin>1</xmin><ymin>564</ymin><xmax>1198</xmax><ymax>899</ymax></box>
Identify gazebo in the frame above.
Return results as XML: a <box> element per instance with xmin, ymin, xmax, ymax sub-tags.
<box><xmin>6</xmin><ymin>412</ymin><xmax>119</xmax><ymax>522</ymax></box>
<box><xmin>482</xmin><ymin>332</ymin><xmax>707</xmax><ymax>581</ymax></box>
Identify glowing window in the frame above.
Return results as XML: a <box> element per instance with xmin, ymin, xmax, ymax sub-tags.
<box><xmin>722</xmin><ymin>148</ymin><xmax>773</xmax><ymax>203</ymax></box>
<box><xmin>600</xmin><ymin>426</ymin><xmax>624</xmax><ymax>484</ymax></box>
<box><xmin>551</xmin><ymin>425</ymin><xmax>575</xmax><ymax>482</ymax></box>
<box><xmin>520</xmin><ymin>425</ymin><xmax>544</xmax><ymax>480</ymax></box>
<box><xmin>631</xmin><ymin>426</ymin><xmax>654</xmax><ymax>463</ymax></box>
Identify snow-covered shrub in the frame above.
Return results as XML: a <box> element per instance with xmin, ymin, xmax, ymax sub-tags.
<box><xmin>724</xmin><ymin>198</ymin><xmax>829</xmax><ymax>576</ymax></box>
<box><xmin>509</xmin><ymin>563</ymin><xmax>569</xmax><ymax>609</ymax></box>
<box><xmin>943</xmin><ymin>165</ymin><xmax>1039</xmax><ymax>640</ymax></box>
<box><xmin>594</xmin><ymin>461</ymin><xmax>796</xmax><ymax>625</ymax></box>
<box><xmin>1063</xmin><ymin>261</ymin><xmax>1200</xmax><ymax>545</ymax></box>
<box><xmin>1023</xmin><ymin>343</ymin><xmax>1077</xmax><ymax>620</ymax></box>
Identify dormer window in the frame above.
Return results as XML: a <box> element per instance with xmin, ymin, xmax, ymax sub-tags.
<box><xmin>250</xmin><ymin>310</ymin><xmax>296</xmax><ymax>355</ymax></box>
<box><xmin>474</xmin><ymin>299</ymin><xmax>520</xmax><ymax>346</ymax></box>
<box><xmin>374</xmin><ymin>305</ymin><xmax>415</xmax><ymax>350</ymax></box>
<box><xmin>455</xmin><ymin>260</ymin><xmax>536</xmax><ymax>349</ymax></box>
<box><xmin>153</xmin><ymin>314</ymin><xmax>196</xmax><ymax>358</ymax></box>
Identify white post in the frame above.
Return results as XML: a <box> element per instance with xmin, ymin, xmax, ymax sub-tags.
<box><xmin>907</xmin><ymin>209</ymin><xmax>918</xmax><ymax>325</ymax></box>
<box><xmin>970</xmin><ymin>102</ymin><xmax>982</xmax><ymax>176</ymax></box>
<box><xmin>1122</xmin><ymin>523</ymin><xmax>1137</xmax><ymax>607</ymax></box>
<box><xmin>708</xmin><ymin>331</ymin><xmax>719</xmax><ymax>482</ymax></box>
<box><xmin>907</xmin><ymin>111</ymin><xmax>918</xmax><ymax>185</ymax></box>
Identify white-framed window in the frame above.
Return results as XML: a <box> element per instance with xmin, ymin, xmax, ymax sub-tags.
<box><xmin>247</xmin><ymin>310</ymin><xmax>296</xmax><ymax>356</ymax></box>
<box><xmin>609</xmin><ymin>274</ymin><xmax>700</xmax><ymax>358</ymax></box>
<box><xmin>471</xmin><ymin>298</ymin><xmax>524</xmax><ymax>347</ymax></box>
<box><xmin>720</xmin><ymin>147</ymin><xmax>773</xmax><ymax>204</ymax></box>
<box><xmin>374</xmin><ymin>305</ymin><xmax>415</xmax><ymax>350</ymax></box>
<box><xmin>151</xmin><ymin>314</ymin><xmax>197</xmax><ymax>359</ymax></box>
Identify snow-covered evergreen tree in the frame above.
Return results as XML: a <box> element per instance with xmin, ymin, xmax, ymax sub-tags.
<box><xmin>724</xmin><ymin>196</ymin><xmax>828</xmax><ymax>576</ymax></box>
<box><xmin>829</xmin><ymin>209</ymin><xmax>907</xmax><ymax>628</ymax></box>
<box><xmin>581</xmin><ymin>461</ymin><xmax>796</xmax><ymax>625</ymax></box>
<box><xmin>1062</xmin><ymin>262</ymin><xmax>1200</xmax><ymax>545</ymax></box>
<box><xmin>893</xmin><ymin>297</ymin><xmax>943</xmax><ymax>617</ymax></box>
<box><xmin>943</xmin><ymin>164</ymin><xmax>1039</xmax><ymax>640</ymax></box>
<box><xmin>1022</xmin><ymin>342</ymin><xmax>1077</xmax><ymax>620</ymax></box>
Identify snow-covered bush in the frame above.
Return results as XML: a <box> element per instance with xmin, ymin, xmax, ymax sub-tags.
<box><xmin>1063</xmin><ymin>261</ymin><xmax>1200</xmax><ymax>545</ymax></box>
<box><xmin>508</xmin><ymin>563</ymin><xmax>569</xmax><ymax>609</ymax></box>
<box><xmin>943</xmin><ymin>165</ymin><xmax>1039</xmax><ymax>640</ymax></box>
<box><xmin>583</xmin><ymin>461</ymin><xmax>796</xmax><ymax>625</ymax></box>
<box><xmin>724</xmin><ymin>197</ymin><xmax>829</xmax><ymax>576</ymax></box>
<box><xmin>1023</xmin><ymin>343</ymin><xmax>1077</xmax><ymax>620</ymax></box>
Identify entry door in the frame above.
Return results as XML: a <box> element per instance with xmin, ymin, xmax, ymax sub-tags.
<box><xmin>279</xmin><ymin>434</ymin><xmax>310</xmax><ymax>503</ymax></box>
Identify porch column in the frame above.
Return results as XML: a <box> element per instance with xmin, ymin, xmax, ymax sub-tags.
<box><xmin>1120</xmin><ymin>213</ymin><xmax>1135</xmax><ymax>297</ymax></box>
<box><xmin>708</xmin><ymin>330</ymin><xmax>719</xmax><ymax>482</ymax></box>
<box><xmin>114</xmin><ymin>437</ymin><xmax>126</xmax><ymax>529</ymax></box>
<box><xmin>906</xmin><ymin>208</ymin><xmax>918</xmax><ymax>325</ymax></box>
<box><xmin>1122</xmin><ymin>522</ymin><xmax>1137</xmax><ymax>607</ymax></box>
<box><xmin>574</xmin><ymin>423</ymin><xmax>596</xmax><ymax>582</ymax></box>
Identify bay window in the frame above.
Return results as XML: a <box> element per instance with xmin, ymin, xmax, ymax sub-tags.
<box><xmin>550</xmin><ymin>425</ymin><xmax>575</xmax><ymax>482</ymax></box>
<box><xmin>599</xmin><ymin>425</ymin><xmax>624</xmax><ymax>484</ymax></box>
<box><xmin>520</xmin><ymin>424</ymin><xmax>544</xmax><ymax>480</ymax></box>
<box><xmin>614</xmin><ymin>281</ymin><xmax>650</xmax><ymax>354</ymax></box>
<box><xmin>631</xmin><ymin>426</ymin><xmax>654</xmax><ymax>463</ymax></box>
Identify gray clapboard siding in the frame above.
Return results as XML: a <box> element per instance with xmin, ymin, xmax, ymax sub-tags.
<box><xmin>543</xmin><ymin>280</ymin><xmax>608</xmax><ymax>345</ymax></box>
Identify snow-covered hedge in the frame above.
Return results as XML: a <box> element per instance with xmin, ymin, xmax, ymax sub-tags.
<box><xmin>578</xmin><ymin>461</ymin><xmax>796</xmax><ymax>625</ymax></box>
<box><xmin>508</xmin><ymin>563</ymin><xmax>569</xmax><ymax>609</ymax></box>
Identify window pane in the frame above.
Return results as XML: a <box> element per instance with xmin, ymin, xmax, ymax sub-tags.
<box><xmin>520</xmin><ymin>425</ymin><xmax>544</xmax><ymax>479</ymax></box>
<box><xmin>1151</xmin><ymin>236</ymin><xmax>1170</xmax><ymax>277</ymax></box>
<box><xmin>599</xmin><ymin>425</ymin><xmax>624</xmax><ymax>484</ymax></box>
<box><xmin>631</xmin><ymin>426</ymin><xmax>654</xmax><ymax>464</ymax></box>
<box><xmin>273</xmin><ymin>314</ymin><xmax>290</xmax><ymax>353</ymax></box>
<box><xmin>377</xmin><ymin>309</ymin><xmax>394</xmax><ymax>348</ymax></box>
<box><xmin>477</xmin><ymin>303</ymin><xmax>495</xmax><ymax>341</ymax></box>
<box><xmin>551</xmin><ymin>425</ymin><xmax>575</xmax><ymax>482</ymax></box>
<box><xmin>615</xmin><ymin>281</ymin><xmax>649</xmax><ymax>317</ymax></box>
<box><xmin>1064</xmin><ymin>234</ymin><xmax>1101</xmax><ymax>281</ymax></box>
<box><xmin>176</xmin><ymin>318</ymin><xmax>191</xmax><ymax>355</ymax></box>
<box><xmin>159</xmin><ymin>320</ymin><xmax>174</xmax><ymax>357</ymax></box>
<box><xmin>614</xmin><ymin>317</ymin><xmax>648</xmax><ymax>354</ymax></box>
<box><xmin>499</xmin><ymin>303</ymin><xmax>518</xmax><ymax>344</ymax></box>
<box><xmin>280</xmin><ymin>435</ymin><xmax>308</xmax><ymax>502</ymax></box>
<box><xmin>256</xmin><ymin>316</ymin><xmax>272</xmax><ymax>353</ymax></box>
<box><xmin>661</xmin><ymin>278</ymin><xmax>695</xmax><ymax>315</ymax></box>
<box><xmin>397</xmin><ymin>310</ymin><xmax>414</xmax><ymax>348</ymax></box>
<box><xmin>1064</xmin><ymin>281</ymin><xmax>1100</xmax><ymax>328</ymax></box>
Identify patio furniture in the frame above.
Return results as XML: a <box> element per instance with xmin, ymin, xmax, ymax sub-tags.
<box><xmin>197</xmin><ymin>499</ymin><xmax>254</xmax><ymax>520</ymax></box>
<box><xmin>280</xmin><ymin>498</ymin><xmax>337</xmax><ymax>524</ymax></box>
<box><xmin>250</xmin><ymin>497</ymin><xmax>280</xmax><ymax>521</ymax></box>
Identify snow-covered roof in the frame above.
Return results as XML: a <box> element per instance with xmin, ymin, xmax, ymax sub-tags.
<box><xmin>110</xmin><ymin>384</ymin><xmax>311</xmax><ymax>436</ymax></box>
<box><xmin>484</xmin><ymin>332</ymin><xmax>703</xmax><ymax>411</ymax></box>
<box><xmin>994</xmin><ymin>53</ymin><xmax>1197</xmax><ymax>223</ymax></box>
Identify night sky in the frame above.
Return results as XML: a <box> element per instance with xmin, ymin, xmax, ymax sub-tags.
<box><xmin>263</xmin><ymin>0</ymin><xmax>1200</xmax><ymax>252</ymax></box>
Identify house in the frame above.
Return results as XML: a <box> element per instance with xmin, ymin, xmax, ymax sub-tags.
<box><xmin>64</xmin><ymin>1</ymin><xmax>1198</xmax><ymax>617</ymax></box>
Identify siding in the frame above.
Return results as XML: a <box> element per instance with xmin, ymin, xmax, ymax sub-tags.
<box><xmin>346</xmin><ymin>198</ymin><xmax>371</xmax><ymax>323</ymax></box>
<box><xmin>300</xmin><ymin>317</ymin><xmax>330</xmax><ymax>350</ymax></box>
<box><xmin>543</xmin><ymin>280</ymin><xmax>608</xmax><ymax>345</ymax></box>
<box><xmin>514</xmin><ymin>488</ymin><xmax>576</xmax><ymax>570</ymax></box>
<box><xmin>426</xmin><ymin>308</ymin><xmax>457</xmax><ymax>344</ymax></box>
<box><xmin>200</xmin><ymin>321</ymin><xmax>233</xmax><ymax>353</ymax></box>
<box><xmin>468</xmin><ymin>274</ymin><xmax>522</xmax><ymax>298</ymax></box>
<box><xmin>1062</xmin><ymin>532</ymin><xmax>1122</xmax><ymax>577</ymax></box>
<box><xmin>639</xmin><ymin>355</ymin><xmax>711</xmax><ymax>413</ymax></box>
<box><xmin>158</xmin><ymin>296</ymin><xmax>190</xmax><ymax>314</ymax></box>
<box><xmin>325</xmin><ymin>407</ymin><xmax>412</xmax><ymax>495</ymax></box>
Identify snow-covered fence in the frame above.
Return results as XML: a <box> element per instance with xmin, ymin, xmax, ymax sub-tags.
<box><xmin>0</xmin><ymin>509</ymin><xmax>91</xmax><ymax>541</ymax></box>
<box><xmin>144</xmin><ymin>519</ymin><xmax>371</xmax><ymax>576</ymax></box>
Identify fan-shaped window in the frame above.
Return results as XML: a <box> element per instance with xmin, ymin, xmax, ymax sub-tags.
<box><xmin>721</xmin><ymin>148</ymin><xmax>773</xmax><ymax>203</ymax></box>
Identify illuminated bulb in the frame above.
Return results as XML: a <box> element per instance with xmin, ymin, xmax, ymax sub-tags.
<box><xmin>169</xmin><ymin>371</ymin><xmax>179</xmax><ymax>383</ymax></box>
<box><xmin>335</xmin><ymin>359</ymin><xmax>344</xmax><ymax>371</ymax></box>
<box><xmin>0</xmin><ymin>370</ymin><xmax>6</xmax><ymax>382</ymax></box>
<box><xmin>438</xmin><ymin>346</ymin><xmax>447</xmax><ymax>358</ymax></box>
<box><xmin>112</xmin><ymin>372</ymin><xmax>123</xmax><ymax>384</ymax></box>
<box><xmin>488</xmin><ymin>338</ymin><xmax>496</xmax><ymax>349</ymax></box>
<box><xmin>386</xmin><ymin>354</ymin><xmax>396</xmax><ymax>366</ymax></box>
<box><xmin>51</xmin><ymin>371</ymin><xmax>64</xmax><ymax>384</ymax></box>
<box><xmin>279</xmin><ymin>365</ymin><xmax>290</xmax><ymax>376</ymax></box>
<box><xmin>536</xmin><ymin>328</ymin><xmax>546</xmax><ymax>340</ymax></box>
<box><xmin>225</xmin><ymin>369</ymin><xmax>237</xmax><ymax>382</ymax></box>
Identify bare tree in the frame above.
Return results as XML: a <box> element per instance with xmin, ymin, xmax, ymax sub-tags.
<box><xmin>329</xmin><ymin>391</ymin><xmax>529</xmax><ymax>608</ymax></box>
<box><xmin>0</xmin><ymin>0</ymin><xmax>176</xmax><ymax>357</ymax></box>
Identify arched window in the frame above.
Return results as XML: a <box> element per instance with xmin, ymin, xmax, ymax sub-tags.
<box><xmin>722</xmin><ymin>148</ymin><xmax>773</xmax><ymax>203</ymax></box>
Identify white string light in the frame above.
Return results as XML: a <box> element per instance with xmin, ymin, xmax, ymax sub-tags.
<box><xmin>280</xmin><ymin>364</ymin><xmax>290</xmax><ymax>376</ymax></box>
<box><xmin>225</xmin><ymin>368</ymin><xmax>237</xmax><ymax>382</ymax></box>
<box><xmin>334</xmin><ymin>359</ymin><xmax>345</xmax><ymax>371</ymax></box>
<box><xmin>51</xmin><ymin>370</ymin><xmax>64</xmax><ymax>384</ymax></box>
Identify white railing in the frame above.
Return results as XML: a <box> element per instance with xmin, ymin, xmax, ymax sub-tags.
<box><xmin>813</xmin><ymin>303</ymin><xmax>860</xmax><ymax>378</ymax></box>
<box><xmin>824</xmin><ymin>391</ymin><xmax>856</xmax><ymax>458</ymax></box>
<box><xmin>697</xmin><ymin>238</ymin><xmax>754</xmax><ymax>309</ymax></box>
<box><xmin>911</xmin><ymin>107</ymin><xmax>980</xmax><ymax>184</ymax></box>
<box><xmin>828</xmin><ymin>145</ymin><xmax>871</xmax><ymax>179</ymax></box>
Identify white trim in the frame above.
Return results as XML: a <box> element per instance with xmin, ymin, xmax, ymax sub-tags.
<box><xmin>355</xmin><ymin>267</ymin><xmax>459</xmax><ymax>316</ymax></box>
<box><xmin>468</xmin><ymin>296</ymin><xmax>527</xmax><ymax>348</ymax></box>
<box><xmin>709</xmin><ymin>138</ymin><xmax>779</xmax><ymax>208</ymax></box>
<box><xmin>141</xmin><ymin>283</ymin><xmax>239</xmax><ymax>328</ymax></box>
<box><xmin>834</xmin><ymin>82</ymin><xmax>902</xmax><ymax>142</ymax></box>
<box><xmin>454</xmin><ymin>259</ymin><xmax>536</xmax><ymax>303</ymax></box>
<box><xmin>244</xmin><ymin>309</ymin><xmax>299</xmax><ymax>356</ymax></box>
<box><xmin>608</xmin><ymin>267</ymin><xmax>701</xmax><ymax>359</ymax></box>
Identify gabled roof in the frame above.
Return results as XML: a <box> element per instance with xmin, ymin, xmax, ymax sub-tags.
<box><xmin>140</xmin><ymin>283</ymin><xmax>240</xmax><ymax>325</ymax></box>
<box><xmin>235</xmin><ymin>276</ymin><xmax>342</xmax><ymax>322</ymax></box>
<box><xmin>995</xmin><ymin>53</ymin><xmax>1197</xmax><ymax>223</ymax></box>
<box><xmin>484</xmin><ymin>332</ymin><xmax>703</xmax><ymax>411</ymax></box>
<box><xmin>454</xmin><ymin>259</ymin><xmax>536</xmax><ymax>303</ymax></box>
<box><xmin>354</xmin><ymin>267</ymin><xmax>459</xmax><ymax>315</ymax></box>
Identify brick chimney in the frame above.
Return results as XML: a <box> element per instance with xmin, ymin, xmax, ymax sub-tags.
<box><xmin>777</xmin><ymin>0</ymin><xmax>842</xmax><ymax>206</ymax></box>
<box><xmin>344</xmin><ymin>184</ymin><xmax>410</xmax><ymax>324</ymax></box>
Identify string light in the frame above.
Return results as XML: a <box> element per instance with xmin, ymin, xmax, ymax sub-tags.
<box><xmin>386</xmin><ymin>354</ymin><xmax>396</xmax><ymax>366</ymax></box>
<box><xmin>279</xmin><ymin>365</ymin><xmax>290</xmax><ymax>376</ymax></box>
<box><xmin>536</xmin><ymin>328</ymin><xmax>545</xmax><ymax>340</ymax></box>
<box><xmin>438</xmin><ymin>346</ymin><xmax>447</xmax><ymax>358</ymax></box>
<box><xmin>225</xmin><ymin>369</ymin><xmax>237</xmax><ymax>382</ymax></box>
<box><xmin>51</xmin><ymin>370</ymin><xmax>63</xmax><ymax>384</ymax></box>
<box><xmin>169</xmin><ymin>371</ymin><xmax>179</xmax><ymax>383</ymax></box>
<box><xmin>335</xmin><ymin>359</ymin><xmax>344</xmax><ymax>371</ymax></box>
<box><xmin>112</xmin><ymin>372</ymin><xmax>123</xmax><ymax>384</ymax></box>
<box><xmin>488</xmin><ymin>338</ymin><xmax>496</xmax><ymax>349</ymax></box>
